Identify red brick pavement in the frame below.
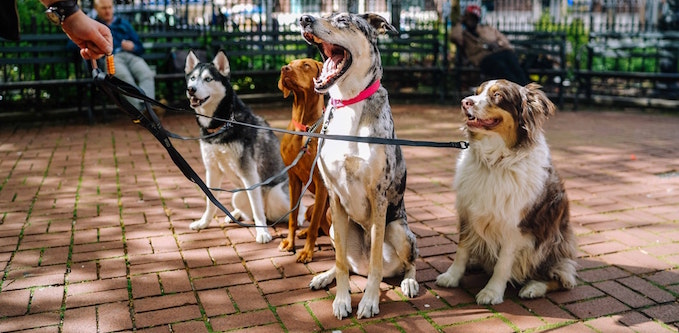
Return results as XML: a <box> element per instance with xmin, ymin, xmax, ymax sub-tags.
<box><xmin>1</xmin><ymin>104</ymin><xmax>678</xmax><ymax>332</ymax></box>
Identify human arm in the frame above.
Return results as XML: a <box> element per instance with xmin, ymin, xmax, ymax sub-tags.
<box><xmin>450</xmin><ymin>23</ymin><xmax>464</xmax><ymax>46</ymax></box>
<box><xmin>40</xmin><ymin>0</ymin><xmax>113</xmax><ymax>59</ymax></box>
<box><xmin>118</xmin><ymin>19</ymin><xmax>145</xmax><ymax>56</ymax></box>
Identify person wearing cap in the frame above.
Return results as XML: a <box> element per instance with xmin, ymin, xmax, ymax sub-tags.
<box><xmin>451</xmin><ymin>5</ymin><xmax>530</xmax><ymax>86</ymax></box>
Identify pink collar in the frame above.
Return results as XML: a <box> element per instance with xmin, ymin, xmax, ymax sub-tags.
<box><xmin>330</xmin><ymin>80</ymin><xmax>381</xmax><ymax>108</ymax></box>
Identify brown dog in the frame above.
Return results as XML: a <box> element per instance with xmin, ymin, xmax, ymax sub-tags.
<box><xmin>278</xmin><ymin>58</ymin><xmax>331</xmax><ymax>263</ymax></box>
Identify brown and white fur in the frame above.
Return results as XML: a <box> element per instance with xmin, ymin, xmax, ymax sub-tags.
<box><xmin>278</xmin><ymin>58</ymin><xmax>332</xmax><ymax>263</ymax></box>
<box><xmin>300</xmin><ymin>13</ymin><xmax>419</xmax><ymax>320</ymax></box>
<box><xmin>436</xmin><ymin>79</ymin><xmax>577</xmax><ymax>305</ymax></box>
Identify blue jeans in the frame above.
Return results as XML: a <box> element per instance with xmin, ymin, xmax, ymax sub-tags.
<box><xmin>113</xmin><ymin>51</ymin><xmax>155</xmax><ymax>110</ymax></box>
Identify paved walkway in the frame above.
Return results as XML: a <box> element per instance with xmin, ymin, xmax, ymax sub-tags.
<box><xmin>1</xmin><ymin>104</ymin><xmax>678</xmax><ymax>333</ymax></box>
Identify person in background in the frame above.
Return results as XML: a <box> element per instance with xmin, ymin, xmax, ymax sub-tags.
<box><xmin>1</xmin><ymin>0</ymin><xmax>112</xmax><ymax>60</ymax></box>
<box><xmin>451</xmin><ymin>4</ymin><xmax>530</xmax><ymax>86</ymax></box>
<box><xmin>93</xmin><ymin>0</ymin><xmax>157</xmax><ymax>111</ymax></box>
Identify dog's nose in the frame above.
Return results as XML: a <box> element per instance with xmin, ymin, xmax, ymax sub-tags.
<box><xmin>299</xmin><ymin>15</ymin><xmax>314</xmax><ymax>28</ymax></box>
<box><xmin>282</xmin><ymin>64</ymin><xmax>291</xmax><ymax>72</ymax></box>
<box><xmin>187</xmin><ymin>86</ymin><xmax>196</xmax><ymax>96</ymax></box>
<box><xmin>461</xmin><ymin>97</ymin><xmax>474</xmax><ymax>110</ymax></box>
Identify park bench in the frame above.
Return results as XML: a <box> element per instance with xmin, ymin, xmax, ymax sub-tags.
<box><xmin>138</xmin><ymin>29</ymin><xmax>206</xmax><ymax>103</ymax></box>
<box><xmin>0</xmin><ymin>34</ymin><xmax>94</xmax><ymax>120</ymax></box>
<box><xmin>451</xmin><ymin>30</ymin><xmax>568</xmax><ymax>107</ymax></box>
<box><xmin>574</xmin><ymin>31</ymin><xmax>679</xmax><ymax>109</ymax></box>
<box><xmin>208</xmin><ymin>29</ymin><xmax>315</xmax><ymax>100</ymax></box>
<box><xmin>379</xmin><ymin>28</ymin><xmax>443</xmax><ymax>99</ymax></box>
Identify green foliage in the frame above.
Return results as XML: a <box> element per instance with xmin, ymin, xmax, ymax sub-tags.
<box><xmin>17</xmin><ymin>0</ymin><xmax>50</xmax><ymax>29</ymax></box>
<box><xmin>534</xmin><ymin>12</ymin><xmax>589</xmax><ymax>72</ymax></box>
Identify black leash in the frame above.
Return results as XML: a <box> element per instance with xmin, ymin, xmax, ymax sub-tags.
<box><xmin>91</xmin><ymin>62</ymin><xmax>469</xmax><ymax>229</ymax></box>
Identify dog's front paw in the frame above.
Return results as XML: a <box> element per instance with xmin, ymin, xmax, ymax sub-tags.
<box><xmin>435</xmin><ymin>272</ymin><xmax>461</xmax><ymax>288</ymax></box>
<box><xmin>519</xmin><ymin>280</ymin><xmax>548</xmax><ymax>299</ymax></box>
<box><xmin>476</xmin><ymin>287</ymin><xmax>504</xmax><ymax>305</ymax></box>
<box><xmin>190</xmin><ymin>219</ymin><xmax>210</xmax><ymax>230</ymax></box>
<box><xmin>296</xmin><ymin>249</ymin><xmax>313</xmax><ymax>263</ymax></box>
<box><xmin>400</xmin><ymin>278</ymin><xmax>419</xmax><ymax>298</ymax></box>
<box><xmin>333</xmin><ymin>292</ymin><xmax>352</xmax><ymax>320</ymax></box>
<box><xmin>278</xmin><ymin>237</ymin><xmax>294</xmax><ymax>252</ymax></box>
<box><xmin>356</xmin><ymin>294</ymin><xmax>379</xmax><ymax>319</ymax></box>
<box><xmin>309</xmin><ymin>270</ymin><xmax>335</xmax><ymax>290</ymax></box>
<box><xmin>255</xmin><ymin>230</ymin><xmax>273</xmax><ymax>244</ymax></box>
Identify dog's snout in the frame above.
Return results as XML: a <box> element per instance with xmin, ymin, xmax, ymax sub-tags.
<box><xmin>461</xmin><ymin>97</ymin><xmax>475</xmax><ymax>110</ymax></box>
<box><xmin>187</xmin><ymin>86</ymin><xmax>196</xmax><ymax>96</ymax></box>
<box><xmin>282</xmin><ymin>64</ymin><xmax>291</xmax><ymax>72</ymax></box>
<box><xmin>299</xmin><ymin>15</ymin><xmax>314</xmax><ymax>28</ymax></box>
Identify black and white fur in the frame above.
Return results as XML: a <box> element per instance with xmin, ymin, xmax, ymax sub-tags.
<box><xmin>436</xmin><ymin>79</ymin><xmax>577</xmax><ymax>305</ymax></box>
<box><xmin>300</xmin><ymin>13</ymin><xmax>419</xmax><ymax>320</ymax></box>
<box><xmin>185</xmin><ymin>51</ymin><xmax>291</xmax><ymax>244</ymax></box>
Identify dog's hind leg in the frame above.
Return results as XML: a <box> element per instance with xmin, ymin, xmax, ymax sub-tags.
<box><xmin>237</xmin><ymin>172</ymin><xmax>272</xmax><ymax>244</ymax></box>
<box><xmin>519</xmin><ymin>280</ymin><xmax>559</xmax><ymax>299</ymax></box>
<box><xmin>384</xmin><ymin>220</ymin><xmax>419</xmax><ymax>298</ymax></box>
<box><xmin>265</xmin><ymin>181</ymin><xmax>293</xmax><ymax>223</ymax></box>
<box><xmin>191</xmin><ymin>164</ymin><xmax>223</xmax><ymax>230</ymax></box>
<box><xmin>520</xmin><ymin>257</ymin><xmax>577</xmax><ymax>299</ymax></box>
<box><xmin>229</xmin><ymin>191</ymin><xmax>251</xmax><ymax>222</ymax></box>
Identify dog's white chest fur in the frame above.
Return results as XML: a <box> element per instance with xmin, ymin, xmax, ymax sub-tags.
<box><xmin>318</xmin><ymin>105</ymin><xmax>383</xmax><ymax>222</ymax></box>
<box><xmin>455</xmin><ymin>135</ymin><xmax>550</xmax><ymax>234</ymax></box>
<box><xmin>200</xmin><ymin>141</ymin><xmax>246</xmax><ymax>187</ymax></box>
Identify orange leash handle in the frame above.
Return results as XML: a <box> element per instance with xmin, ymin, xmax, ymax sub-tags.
<box><xmin>106</xmin><ymin>54</ymin><xmax>116</xmax><ymax>75</ymax></box>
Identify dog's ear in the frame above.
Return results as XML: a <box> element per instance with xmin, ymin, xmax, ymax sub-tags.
<box><xmin>278</xmin><ymin>75</ymin><xmax>291</xmax><ymax>98</ymax></box>
<box><xmin>361</xmin><ymin>13</ymin><xmax>398</xmax><ymax>35</ymax></box>
<box><xmin>520</xmin><ymin>83</ymin><xmax>555</xmax><ymax>139</ymax></box>
<box><xmin>212</xmin><ymin>50</ymin><xmax>231</xmax><ymax>78</ymax></box>
<box><xmin>184</xmin><ymin>50</ymin><xmax>200</xmax><ymax>74</ymax></box>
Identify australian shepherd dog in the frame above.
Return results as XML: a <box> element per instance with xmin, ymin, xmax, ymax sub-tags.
<box><xmin>436</xmin><ymin>79</ymin><xmax>577</xmax><ymax>305</ymax></box>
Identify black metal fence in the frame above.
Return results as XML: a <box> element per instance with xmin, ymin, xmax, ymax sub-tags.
<box><xmin>3</xmin><ymin>0</ymin><xmax>679</xmax><ymax>117</ymax></box>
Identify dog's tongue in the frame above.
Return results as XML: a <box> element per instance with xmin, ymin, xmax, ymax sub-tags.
<box><xmin>316</xmin><ymin>42</ymin><xmax>347</xmax><ymax>86</ymax></box>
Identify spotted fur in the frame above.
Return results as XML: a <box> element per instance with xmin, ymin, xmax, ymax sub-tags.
<box><xmin>300</xmin><ymin>12</ymin><xmax>419</xmax><ymax>320</ymax></box>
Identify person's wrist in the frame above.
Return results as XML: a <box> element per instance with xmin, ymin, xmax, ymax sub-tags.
<box><xmin>45</xmin><ymin>0</ymin><xmax>80</xmax><ymax>25</ymax></box>
<box><xmin>62</xmin><ymin>9</ymin><xmax>84</xmax><ymax>26</ymax></box>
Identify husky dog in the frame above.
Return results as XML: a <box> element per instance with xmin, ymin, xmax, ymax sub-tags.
<box><xmin>300</xmin><ymin>13</ymin><xmax>419</xmax><ymax>320</ymax></box>
<box><xmin>185</xmin><ymin>50</ymin><xmax>291</xmax><ymax>244</ymax></box>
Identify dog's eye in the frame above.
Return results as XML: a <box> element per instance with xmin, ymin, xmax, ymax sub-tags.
<box><xmin>205</xmin><ymin>77</ymin><xmax>213</xmax><ymax>82</ymax></box>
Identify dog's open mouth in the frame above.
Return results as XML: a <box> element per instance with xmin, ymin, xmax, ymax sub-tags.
<box><xmin>189</xmin><ymin>95</ymin><xmax>209</xmax><ymax>108</ymax></box>
<box><xmin>466</xmin><ymin>113</ymin><xmax>501</xmax><ymax>129</ymax></box>
<box><xmin>303</xmin><ymin>32</ymin><xmax>351</xmax><ymax>91</ymax></box>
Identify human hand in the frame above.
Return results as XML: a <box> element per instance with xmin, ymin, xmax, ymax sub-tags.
<box><xmin>486</xmin><ymin>42</ymin><xmax>501</xmax><ymax>52</ymax></box>
<box><xmin>121</xmin><ymin>40</ymin><xmax>135</xmax><ymax>52</ymax></box>
<box><xmin>61</xmin><ymin>11</ymin><xmax>113</xmax><ymax>60</ymax></box>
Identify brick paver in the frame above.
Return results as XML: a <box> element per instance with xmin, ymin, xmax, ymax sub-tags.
<box><xmin>1</xmin><ymin>104</ymin><xmax>678</xmax><ymax>332</ymax></box>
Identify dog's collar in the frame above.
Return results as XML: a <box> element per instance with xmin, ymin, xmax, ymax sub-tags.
<box><xmin>205</xmin><ymin>123</ymin><xmax>228</xmax><ymax>134</ymax></box>
<box><xmin>292</xmin><ymin>119</ymin><xmax>309</xmax><ymax>132</ymax></box>
<box><xmin>330</xmin><ymin>80</ymin><xmax>381</xmax><ymax>108</ymax></box>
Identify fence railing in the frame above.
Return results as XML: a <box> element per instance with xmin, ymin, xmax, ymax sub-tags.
<box><xmin>2</xmin><ymin>0</ymin><xmax>678</xmax><ymax>117</ymax></box>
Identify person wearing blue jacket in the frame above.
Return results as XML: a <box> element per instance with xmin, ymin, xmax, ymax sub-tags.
<box><xmin>94</xmin><ymin>0</ymin><xmax>155</xmax><ymax>110</ymax></box>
